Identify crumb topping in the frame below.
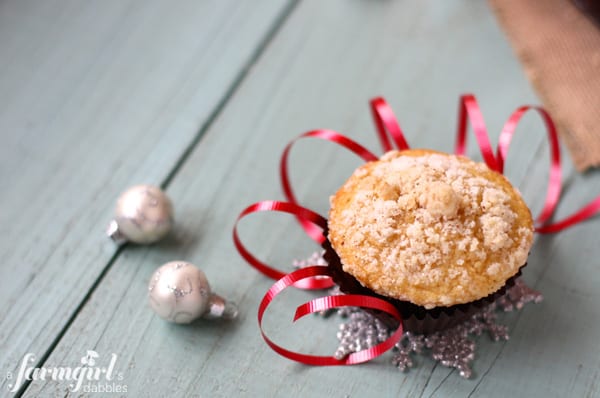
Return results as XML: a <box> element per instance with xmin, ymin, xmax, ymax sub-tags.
<box><xmin>328</xmin><ymin>149</ymin><xmax>534</xmax><ymax>308</ymax></box>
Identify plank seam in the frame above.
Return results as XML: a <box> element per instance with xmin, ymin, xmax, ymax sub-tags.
<box><xmin>16</xmin><ymin>1</ymin><xmax>300</xmax><ymax>396</ymax></box>
<box><xmin>427</xmin><ymin>369</ymin><xmax>455</xmax><ymax>398</ymax></box>
<box><xmin>12</xmin><ymin>246</ymin><xmax>125</xmax><ymax>397</ymax></box>
<box><xmin>418</xmin><ymin>362</ymin><xmax>439</xmax><ymax>398</ymax></box>
<box><xmin>159</xmin><ymin>0</ymin><xmax>300</xmax><ymax>190</ymax></box>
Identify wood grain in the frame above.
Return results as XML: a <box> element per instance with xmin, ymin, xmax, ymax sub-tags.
<box><xmin>0</xmin><ymin>0</ymin><xmax>293</xmax><ymax>394</ymax></box>
<box><xmin>7</xmin><ymin>0</ymin><xmax>600</xmax><ymax>397</ymax></box>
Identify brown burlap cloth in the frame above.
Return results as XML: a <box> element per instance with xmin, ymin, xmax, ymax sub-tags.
<box><xmin>489</xmin><ymin>0</ymin><xmax>600</xmax><ymax>171</ymax></box>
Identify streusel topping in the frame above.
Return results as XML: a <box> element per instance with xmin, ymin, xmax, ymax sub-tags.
<box><xmin>328</xmin><ymin>149</ymin><xmax>534</xmax><ymax>308</ymax></box>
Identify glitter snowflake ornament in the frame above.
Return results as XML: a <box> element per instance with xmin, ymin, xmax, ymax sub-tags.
<box><xmin>334</xmin><ymin>310</ymin><xmax>390</xmax><ymax>360</ymax></box>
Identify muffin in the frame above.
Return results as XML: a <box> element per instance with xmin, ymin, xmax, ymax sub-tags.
<box><xmin>326</xmin><ymin>149</ymin><xmax>534</xmax><ymax>331</ymax></box>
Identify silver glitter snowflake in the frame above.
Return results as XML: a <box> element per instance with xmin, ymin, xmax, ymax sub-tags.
<box><xmin>293</xmin><ymin>251</ymin><xmax>328</xmax><ymax>269</ymax></box>
<box><xmin>293</xmin><ymin>252</ymin><xmax>543</xmax><ymax>379</ymax></box>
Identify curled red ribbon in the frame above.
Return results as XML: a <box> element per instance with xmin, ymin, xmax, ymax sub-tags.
<box><xmin>234</xmin><ymin>94</ymin><xmax>600</xmax><ymax>366</ymax></box>
<box><xmin>455</xmin><ymin>94</ymin><xmax>499</xmax><ymax>171</ymax></box>
<box><xmin>233</xmin><ymin>200</ymin><xmax>333</xmax><ymax>290</ymax></box>
<box><xmin>370</xmin><ymin>97</ymin><xmax>410</xmax><ymax>152</ymax></box>
<box><xmin>258</xmin><ymin>266</ymin><xmax>404</xmax><ymax>365</ymax></box>
<box><xmin>280</xmin><ymin>130</ymin><xmax>377</xmax><ymax>243</ymax></box>
<box><xmin>496</xmin><ymin>105</ymin><xmax>562</xmax><ymax>229</ymax></box>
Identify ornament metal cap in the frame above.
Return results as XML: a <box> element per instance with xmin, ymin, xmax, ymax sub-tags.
<box><xmin>148</xmin><ymin>261</ymin><xmax>238</xmax><ymax>324</ymax></box>
<box><xmin>106</xmin><ymin>220</ymin><xmax>127</xmax><ymax>245</ymax></box>
<box><xmin>204</xmin><ymin>293</ymin><xmax>239</xmax><ymax>320</ymax></box>
<box><xmin>107</xmin><ymin>184</ymin><xmax>173</xmax><ymax>245</ymax></box>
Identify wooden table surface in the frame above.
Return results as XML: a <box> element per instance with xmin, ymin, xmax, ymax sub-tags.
<box><xmin>2</xmin><ymin>1</ymin><xmax>600</xmax><ymax>397</ymax></box>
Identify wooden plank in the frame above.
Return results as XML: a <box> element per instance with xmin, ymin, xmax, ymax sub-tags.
<box><xmin>0</xmin><ymin>0</ymin><xmax>293</xmax><ymax>394</ymax></box>
<box><xmin>24</xmin><ymin>0</ymin><xmax>600</xmax><ymax>397</ymax></box>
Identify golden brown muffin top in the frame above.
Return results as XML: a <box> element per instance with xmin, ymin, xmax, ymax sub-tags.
<box><xmin>328</xmin><ymin>149</ymin><xmax>534</xmax><ymax>309</ymax></box>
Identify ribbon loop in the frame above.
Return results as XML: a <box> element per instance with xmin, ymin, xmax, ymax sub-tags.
<box><xmin>258</xmin><ymin>266</ymin><xmax>404</xmax><ymax>365</ymax></box>
<box><xmin>233</xmin><ymin>201</ymin><xmax>333</xmax><ymax>289</ymax></box>
<box><xmin>370</xmin><ymin>97</ymin><xmax>410</xmax><ymax>152</ymax></box>
<box><xmin>495</xmin><ymin>105</ymin><xmax>600</xmax><ymax>233</ymax></box>
<box><xmin>455</xmin><ymin>94</ymin><xmax>499</xmax><ymax>171</ymax></box>
<box><xmin>280</xmin><ymin>129</ymin><xmax>378</xmax><ymax>242</ymax></box>
<box><xmin>535</xmin><ymin>196</ymin><xmax>600</xmax><ymax>233</ymax></box>
<box><xmin>496</xmin><ymin>106</ymin><xmax>562</xmax><ymax>227</ymax></box>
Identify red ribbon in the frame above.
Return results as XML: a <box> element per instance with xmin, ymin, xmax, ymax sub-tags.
<box><xmin>370</xmin><ymin>97</ymin><xmax>410</xmax><ymax>152</ymax></box>
<box><xmin>496</xmin><ymin>105</ymin><xmax>562</xmax><ymax>229</ymax></box>
<box><xmin>258</xmin><ymin>266</ymin><xmax>404</xmax><ymax>365</ymax></box>
<box><xmin>455</xmin><ymin>94</ymin><xmax>500</xmax><ymax>172</ymax></box>
<box><xmin>280</xmin><ymin>130</ymin><xmax>377</xmax><ymax>243</ymax></box>
<box><xmin>451</xmin><ymin>95</ymin><xmax>599</xmax><ymax>233</ymax></box>
<box><xmin>234</xmin><ymin>94</ymin><xmax>600</xmax><ymax>366</ymax></box>
<box><xmin>233</xmin><ymin>200</ymin><xmax>334</xmax><ymax>289</ymax></box>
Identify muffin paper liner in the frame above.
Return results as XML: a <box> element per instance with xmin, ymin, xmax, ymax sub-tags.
<box><xmin>322</xmin><ymin>233</ymin><xmax>524</xmax><ymax>334</ymax></box>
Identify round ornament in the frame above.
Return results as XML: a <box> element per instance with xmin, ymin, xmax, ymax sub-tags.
<box><xmin>107</xmin><ymin>185</ymin><xmax>173</xmax><ymax>244</ymax></box>
<box><xmin>148</xmin><ymin>261</ymin><xmax>238</xmax><ymax>324</ymax></box>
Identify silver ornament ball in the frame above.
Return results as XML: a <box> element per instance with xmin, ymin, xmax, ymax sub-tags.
<box><xmin>107</xmin><ymin>184</ymin><xmax>173</xmax><ymax>244</ymax></box>
<box><xmin>148</xmin><ymin>261</ymin><xmax>238</xmax><ymax>324</ymax></box>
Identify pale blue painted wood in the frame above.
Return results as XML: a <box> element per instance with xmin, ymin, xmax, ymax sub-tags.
<box><xmin>0</xmin><ymin>0</ymin><xmax>293</xmax><ymax>394</ymax></box>
<box><xmin>8</xmin><ymin>0</ymin><xmax>600</xmax><ymax>397</ymax></box>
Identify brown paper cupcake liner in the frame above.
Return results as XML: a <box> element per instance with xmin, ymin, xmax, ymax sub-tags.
<box><xmin>322</xmin><ymin>233</ymin><xmax>524</xmax><ymax>334</ymax></box>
